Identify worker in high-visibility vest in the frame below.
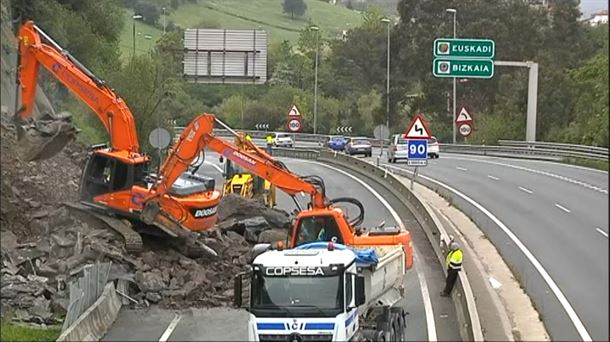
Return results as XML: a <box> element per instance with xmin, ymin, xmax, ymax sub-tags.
<box><xmin>441</xmin><ymin>240</ymin><xmax>463</xmax><ymax>297</ymax></box>
<box><xmin>265</xmin><ymin>134</ymin><xmax>274</xmax><ymax>155</ymax></box>
<box><xmin>245</xmin><ymin>133</ymin><xmax>253</xmax><ymax>142</ymax></box>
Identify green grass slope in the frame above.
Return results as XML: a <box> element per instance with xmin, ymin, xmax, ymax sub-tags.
<box><xmin>119</xmin><ymin>0</ymin><xmax>362</xmax><ymax>57</ymax></box>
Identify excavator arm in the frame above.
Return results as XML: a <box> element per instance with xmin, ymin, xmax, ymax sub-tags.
<box><xmin>16</xmin><ymin>21</ymin><xmax>140</xmax><ymax>157</ymax></box>
<box><xmin>141</xmin><ymin>114</ymin><xmax>326</xmax><ymax>222</ymax></box>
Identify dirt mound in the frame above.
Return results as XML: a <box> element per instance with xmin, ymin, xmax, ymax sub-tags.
<box><xmin>0</xmin><ymin>124</ymin><xmax>291</xmax><ymax>324</ymax></box>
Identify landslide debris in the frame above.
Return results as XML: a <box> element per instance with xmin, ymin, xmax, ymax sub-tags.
<box><xmin>0</xmin><ymin>124</ymin><xmax>290</xmax><ymax>326</ymax></box>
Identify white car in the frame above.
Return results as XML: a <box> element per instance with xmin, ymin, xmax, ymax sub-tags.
<box><xmin>428</xmin><ymin>136</ymin><xmax>439</xmax><ymax>158</ymax></box>
<box><xmin>273</xmin><ymin>133</ymin><xmax>294</xmax><ymax>147</ymax></box>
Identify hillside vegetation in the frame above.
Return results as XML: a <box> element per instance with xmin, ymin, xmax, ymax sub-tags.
<box><xmin>119</xmin><ymin>0</ymin><xmax>362</xmax><ymax>57</ymax></box>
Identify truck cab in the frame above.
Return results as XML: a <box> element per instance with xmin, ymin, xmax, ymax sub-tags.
<box><xmin>234</xmin><ymin>243</ymin><xmax>408</xmax><ymax>341</ymax></box>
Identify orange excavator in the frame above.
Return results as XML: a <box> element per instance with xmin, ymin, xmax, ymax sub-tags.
<box><xmin>14</xmin><ymin>21</ymin><xmax>221</xmax><ymax>255</ymax></box>
<box><xmin>159</xmin><ymin>114</ymin><xmax>413</xmax><ymax>269</ymax></box>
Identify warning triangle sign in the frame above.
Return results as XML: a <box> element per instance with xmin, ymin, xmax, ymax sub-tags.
<box><xmin>404</xmin><ymin>114</ymin><xmax>432</xmax><ymax>139</ymax></box>
<box><xmin>288</xmin><ymin>104</ymin><xmax>301</xmax><ymax>116</ymax></box>
<box><xmin>456</xmin><ymin>107</ymin><xmax>473</xmax><ymax>123</ymax></box>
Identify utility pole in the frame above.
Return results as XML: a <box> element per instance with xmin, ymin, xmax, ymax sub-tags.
<box><xmin>162</xmin><ymin>7</ymin><xmax>166</xmax><ymax>34</ymax></box>
<box><xmin>311</xmin><ymin>26</ymin><xmax>320</xmax><ymax>135</ymax></box>
<box><xmin>380</xmin><ymin>17</ymin><xmax>390</xmax><ymax>158</ymax></box>
<box><xmin>132</xmin><ymin>14</ymin><xmax>142</xmax><ymax>57</ymax></box>
<box><xmin>446</xmin><ymin>8</ymin><xmax>457</xmax><ymax>144</ymax></box>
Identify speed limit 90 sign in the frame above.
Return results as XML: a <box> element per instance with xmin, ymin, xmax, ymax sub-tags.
<box><xmin>288</xmin><ymin>118</ymin><xmax>301</xmax><ymax>132</ymax></box>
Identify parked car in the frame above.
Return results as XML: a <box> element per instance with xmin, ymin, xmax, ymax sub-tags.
<box><xmin>387</xmin><ymin>134</ymin><xmax>408</xmax><ymax>163</ymax></box>
<box><xmin>327</xmin><ymin>135</ymin><xmax>347</xmax><ymax>151</ymax></box>
<box><xmin>345</xmin><ymin>137</ymin><xmax>372</xmax><ymax>157</ymax></box>
<box><xmin>273</xmin><ymin>132</ymin><xmax>294</xmax><ymax>148</ymax></box>
<box><xmin>428</xmin><ymin>136</ymin><xmax>439</xmax><ymax>158</ymax></box>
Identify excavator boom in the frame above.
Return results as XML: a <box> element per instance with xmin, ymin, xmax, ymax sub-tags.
<box><xmin>16</xmin><ymin>21</ymin><xmax>140</xmax><ymax>158</ymax></box>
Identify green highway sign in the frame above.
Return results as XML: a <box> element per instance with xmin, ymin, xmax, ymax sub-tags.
<box><xmin>434</xmin><ymin>38</ymin><xmax>495</xmax><ymax>59</ymax></box>
<box><xmin>432</xmin><ymin>59</ymin><xmax>494</xmax><ymax>78</ymax></box>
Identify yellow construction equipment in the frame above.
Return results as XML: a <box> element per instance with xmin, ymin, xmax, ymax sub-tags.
<box><xmin>222</xmin><ymin>133</ymin><xmax>276</xmax><ymax>207</ymax></box>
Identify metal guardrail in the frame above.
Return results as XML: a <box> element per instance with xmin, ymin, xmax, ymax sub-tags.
<box><xmin>173</xmin><ymin>126</ymin><xmax>608</xmax><ymax>162</ymax></box>
<box><xmin>62</xmin><ymin>261</ymin><xmax>112</xmax><ymax>332</ymax></box>
<box><xmin>277</xmin><ymin>149</ymin><xmax>483</xmax><ymax>341</ymax></box>
<box><xmin>440</xmin><ymin>143</ymin><xmax>609</xmax><ymax>161</ymax></box>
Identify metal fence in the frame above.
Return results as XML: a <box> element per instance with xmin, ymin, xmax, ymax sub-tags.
<box><xmin>62</xmin><ymin>261</ymin><xmax>112</xmax><ymax>331</ymax></box>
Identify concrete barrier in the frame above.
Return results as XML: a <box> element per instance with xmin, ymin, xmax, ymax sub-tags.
<box><xmin>56</xmin><ymin>282</ymin><xmax>122</xmax><ymax>342</ymax></box>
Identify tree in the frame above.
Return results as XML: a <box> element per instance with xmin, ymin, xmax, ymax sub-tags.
<box><xmin>283</xmin><ymin>0</ymin><xmax>307</xmax><ymax>19</ymax></box>
<box><xmin>134</xmin><ymin>1</ymin><xmax>160</xmax><ymax>26</ymax></box>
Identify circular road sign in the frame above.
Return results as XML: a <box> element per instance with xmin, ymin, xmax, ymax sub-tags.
<box><xmin>458</xmin><ymin>123</ymin><xmax>472</xmax><ymax>137</ymax></box>
<box><xmin>373</xmin><ymin>124</ymin><xmax>390</xmax><ymax>140</ymax></box>
<box><xmin>288</xmin><ymin>118</ymin><xmax>302</xmax><ymax>132</ymax></box>
<box><xmin>149</xmin><ymin>127</ymin><xmax>171</xmax><ymax>149</ymax></box>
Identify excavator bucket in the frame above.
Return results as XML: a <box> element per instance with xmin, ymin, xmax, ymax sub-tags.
<box><xmin>14</xmin><ymin>111</ymin><xmax>79</xmax><ymax>162</ymax></box>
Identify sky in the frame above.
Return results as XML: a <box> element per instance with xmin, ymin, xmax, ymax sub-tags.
<box><xmin>580</xmin><ymin>0</ymin><xmax>608</xmax><ymax>17</ymax></box>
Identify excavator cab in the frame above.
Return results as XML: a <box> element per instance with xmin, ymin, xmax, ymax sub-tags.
<box><xmin>293</xmin><ymin>215</ymin><xmax>344</xmax><ymax>246</ymax></box>
<box><xmin>79</xmin><ymin>148</ymin><xmax>150</xmax><ymax>202</ymax></box>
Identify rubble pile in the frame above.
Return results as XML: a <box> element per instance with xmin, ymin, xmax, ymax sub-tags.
<box><xmin>0</xmin><ymin>124</ymin><xmax>292</xmax><ymax>324</ymax></box>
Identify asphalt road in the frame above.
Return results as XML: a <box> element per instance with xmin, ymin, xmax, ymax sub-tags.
<box><xmin>365</xmin><ymin>150</ymin><xmax>609</xmax><ymax>341</ymax></box>
<box><xmin>104</xmin><ymin>152</ymin><xmax>461</xmax><ymax>341</ymax></box>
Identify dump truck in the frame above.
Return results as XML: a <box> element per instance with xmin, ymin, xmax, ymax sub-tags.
<box><xmin>234</xmin><ymin>242</ymin><xmax>408</xmax><ymax>341</ymax></box>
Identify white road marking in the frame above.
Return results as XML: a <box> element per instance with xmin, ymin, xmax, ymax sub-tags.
<box><xmin>518</xmin><ymin>186</ymin><xmax>533</xmax><ymax>194</ymax></box>
<box><xmin>159</xmin><ymin>314</ymin><xmax>182</xmax><ymax>342</ymax></box>
<box><xmin>487</xmin><ymin>175</ymin><xmax>500</xmax><ymax>181</ymax></box>
<box><xmin>445</xmin><ymin>153</ymin><xmax>608</xmax><ymax>174</ymax></box>
<box><xmin>382</xmin><ymin>164</ymin><xmax>593</xmax><ymax>341</ymax></box>
<box><xmin>442</xmin><ymin>156</ymin><xmax>608</xmax><ymax>195</ymax></box>
<box><xmin>456</xmin><ymin>166</ymin><xmax>468</xmax><ymax>171</ymax></box>
<box><xmin>297</xmin><ymin>160</ymin><xmax>438</xmax><ymax>342</ymax></box>
<box><xmin>555</xmin><ymin>203</ymin><xmax>572</xmax><ymax>213</ymax></box>
<box><xmin>488</xmin><ymin>276</ymin><xmax>502</xmax><ymax>289</ymax></box>
<box><xmin>596</xmin><ymin>228</ymin><xmax>608</xmax><ymax>238</ymax></box>
<box><xmin>203</xmin><ymin>160</ymin><xmax>223</xmax><ymax>173</ymax></box>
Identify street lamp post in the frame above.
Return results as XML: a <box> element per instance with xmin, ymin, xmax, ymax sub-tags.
<box><xmin>381</xmin><ymin>17</ymin><xmax>390</xmax><ymax>158</ymax></box>
<box><xmin>132</xmin><ymin>14</ymin><xmax>143</xmax><ymax>57</ymax></box>
<box><xmin>311</xmin><ymin>26</ymin><xmax>320</xmax><ymax>135</ymax></box>
<box><xmin>446</xmin><ymin>8</ymin><xmax>457</xmax><ymax>144</ymax></box>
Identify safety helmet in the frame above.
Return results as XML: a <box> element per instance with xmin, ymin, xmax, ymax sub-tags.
<box><xmin>449</xmin><ymin>241</ymin><xmax>460</xmax><ymax>251</ymax></box>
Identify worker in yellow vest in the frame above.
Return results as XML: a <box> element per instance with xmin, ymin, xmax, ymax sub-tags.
<box><xmin>441</xmin><ymin>240</ymin><xmax>463</xmax><ymax>297</ymax></box>
<box><xmin>265</xmin><ymin>133</ymin><xmax>274</xmax><ymax>155</ymax></box>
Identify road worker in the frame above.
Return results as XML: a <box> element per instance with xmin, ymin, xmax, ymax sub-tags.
<box><xmin>245</xmin><ymin>133</ymin><xmax>253</xmax><ymax>142</ymax></box>
<box><xmin>265</xmin><ymin>133</ymin><xmax>274</xmax><ymax>155</ymax></box>
<box><xmin>440</xmin><ymin>240</ymin><xmax>463</xmax><ymax>297</ymax></box>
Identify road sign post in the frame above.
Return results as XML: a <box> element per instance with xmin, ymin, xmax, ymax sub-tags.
<box><xmin>403</xmin><ymin>113</ymin><xmax>432</xmax><ymax>169</ymax></box>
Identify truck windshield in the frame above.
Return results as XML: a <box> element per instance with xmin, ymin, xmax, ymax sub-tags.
<box><xmin>251</xmin><ymin>273</ymin><xmax>342</xmax><ymax>316</ymax></box>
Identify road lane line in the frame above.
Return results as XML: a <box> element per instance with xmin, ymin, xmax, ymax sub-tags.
<box><xmin>518</xmin><ymin>186</ymin><xmax>533</xmax><ymax>194</ymax></box>
<box><xmin>456</xmin><ymin>166</ymin><xmax>468</xmax><ymax>171</ymax></box>
<box><xmin>382</xmin><ymin>164</ymin><xmax>593</xmax><ymax>341</ymax></box>
<box><xmin>487</xmin><ymin>175</ymin><xmax>500</xmax><ymax>181</ymax></box>
<box><xmin>442</xmin><ymin>156</ymin><xmax>607</xmax><ymax>194</ymax></box>
<box><xmin>555</xmin><ymin>203</ymin><xmax>572</xmax><ymax>213</ymax></box>
<box><xmin>596</xmin><ymin>228</ymin><xmax>608</xmax><ymax>238</ymax></box>
<box><xmin>159</xmin><ymin>314</ymin><xmax>182</xmax><ymax>342</ymax></box>
<box><xmin>296</xmin><ymin>160</ymin><xmax>438</xmax><ymax>342</ymax></box>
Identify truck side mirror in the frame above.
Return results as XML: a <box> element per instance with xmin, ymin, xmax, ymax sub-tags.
<box><xmin>355</xmin><ymin>275</ymin><xmax>366</xmax><ymax>306</ymax></box>
<box><xmin>233</xmin><ymin>271</ymin><xmax>250</xmax><ymax>309</ymax></box>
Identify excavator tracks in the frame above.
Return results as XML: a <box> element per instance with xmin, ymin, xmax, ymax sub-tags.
<box><xmin>64</xmin><ymin>202</ymin><xmax>143</xmax><ymax>253</ymax></box>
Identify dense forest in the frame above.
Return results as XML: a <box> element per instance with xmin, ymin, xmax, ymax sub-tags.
<box><xmin>8</xmin><ymin>0</ymin><xmax>609</xmax><ymax>152</ymax></box>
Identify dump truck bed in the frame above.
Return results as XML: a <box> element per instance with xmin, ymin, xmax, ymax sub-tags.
<box><xmin>355</xmin><ymin>245</ymin><xmax>406</xmax><ymax>312</ymax></box>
